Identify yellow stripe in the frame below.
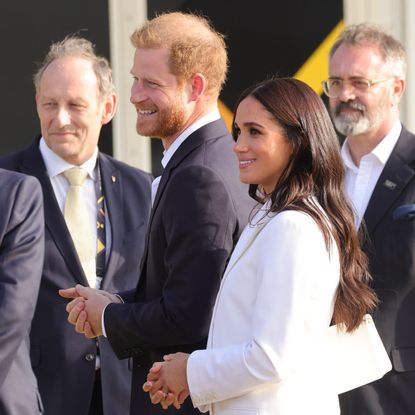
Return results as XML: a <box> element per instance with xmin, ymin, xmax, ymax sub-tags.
<box><xmin>294</xmin><ymin>20</ymin><xmax>345</xmax><ymax>94</ymax></box>
<box><xmin>219</xmin><ymin>19</ymin><xmax>345</xmax><ymax>130</ymax></box>
<box><xmin>218</xmin><ymin>99</ymin><xmax>234</xmax><ymax>133</ymax></box>
<box><xmin>97</xmin><ymin>239</ymin><xmax>105</xmax><ymax>253</ymax></box>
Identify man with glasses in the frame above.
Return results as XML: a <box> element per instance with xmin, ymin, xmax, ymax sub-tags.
<box><xmin>324</xmin><ymin>23</ymin><xmax>415</xmax><ymax>414</ymax></box>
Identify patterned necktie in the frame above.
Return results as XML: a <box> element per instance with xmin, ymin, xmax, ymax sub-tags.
<box><xmin>95</xmin><ymin>189</ymin><xmax>106</xmax><ymax>288</ymax></box>
<box><xmin>63</xmin><ymin>167</ymin><xmax>96</xmax><ymax>288</ymax></box>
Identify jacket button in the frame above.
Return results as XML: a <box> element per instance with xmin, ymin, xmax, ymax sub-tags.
<box><xmin>85</xmin><ymin>353</ymin><xmax>95</xmax><ymax>362</ymax></box>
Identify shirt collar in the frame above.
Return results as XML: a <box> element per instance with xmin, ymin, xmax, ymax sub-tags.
<box><xmin>341</xmin><ymin>141</ymin><xmax>358</xmax><ymax>173</ymax></box>
<box><xmin>161</xmin><ymin>108</ymin><xmax>221</xmax><ymax>169</ymax></box>
<box><xmin>341</xmin><ymin>120</ymin><xmax>402</xmax><ymax>171</ymax></box>
<box><xmin>371</xmin><ymin>120</ymin><xmax>401</xmax><ymax>164</ymax></box>
<box><xmin>39</xmin><ymin>137</ymin><xmax>99</xmax><ymax>180</ymax></box>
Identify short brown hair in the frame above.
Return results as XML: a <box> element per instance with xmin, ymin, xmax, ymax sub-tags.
<box><xmin>330</xmin><ymin>23</ymin><xmax>407</xmax><ymax>79</ymax></box>
<box><xmin>130</xmin><ymin>12</ymin><xmax>228</xmax><ymax>99</ymax></box>
<box><xmin>33</xmin><ymin>36</ymin><xmax>115</xmax><ymax>100</ymax></box>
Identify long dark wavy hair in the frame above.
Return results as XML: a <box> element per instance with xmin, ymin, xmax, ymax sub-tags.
<box><xmin>232</xmin><ymin>77</ymin><xmax>377</xmax><ymax>331</ymax></box>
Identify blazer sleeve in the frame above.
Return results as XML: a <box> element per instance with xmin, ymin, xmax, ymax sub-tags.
<box><xmin>105</xmin><ymin>165</ymin><xmax>238</xmax><ymax>355</ymax></box>
<box><xmin>187</xmin><ymin>211</ymin><xmax>339</xmax><ymax>407</ymax></box>
<box><xmin>0</xmin><ymin>174</ymin><xmax>44</xmax><ymax>387</ymax></box>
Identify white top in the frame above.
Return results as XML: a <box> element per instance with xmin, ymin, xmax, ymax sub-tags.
<box><xmin>341</xmin><ymin>121</ymin><xmax>401</xmax><ymax>227</ymax></box>
<box><xmin>39</xmin><ymin>138</ymin><xmax>111</xmax><ymax>287</ymax></box>
<box><xmin>151</xmin><ymin>108</ymin><xmax>221</xmax><ymax>204</ymax></box>
<box><xmin>187</xmin><ymin>203</ymin><xmax>341</xmax><ymax>415</ymax></box>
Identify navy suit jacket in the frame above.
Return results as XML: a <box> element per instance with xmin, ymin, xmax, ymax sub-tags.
<box><xmin>104</xmin><ymin>118</ymin><xmax>256</xmax><ymax>414</ymax></box>
<box><xmin>0</xmin><ymin>138</ymin><xmax>152</xmax><ymax>415</ymax></box>
<box><xmin>0</xmin><ymin>169</ymin><xmax>44</xmax><ymax>415</ymax></box>
<box><xmin>339</xmin><ymin>126</ymin><xmax>415</xmax><ymax>414</ymax></box>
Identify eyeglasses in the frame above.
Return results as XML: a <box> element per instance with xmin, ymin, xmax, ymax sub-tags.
<box><xmin>321</xmin><ymin>77</ymin><xmax>393</xmax><ymax>98</ymax></box>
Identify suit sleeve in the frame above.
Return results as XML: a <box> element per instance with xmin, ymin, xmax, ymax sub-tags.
<box><xmin>186</xmin><ymin>212</ymin><xmax>339</xmax><ymax>407</ymax></box>
<box><xmin>0</xmin><ymin>174</ymin><xmax>44</xmax><ymax>387</ymax></box>
<box><xmin>105</xmin><ymin>165</ymin><xmax>237</xmax><ymax>356</ymax></box>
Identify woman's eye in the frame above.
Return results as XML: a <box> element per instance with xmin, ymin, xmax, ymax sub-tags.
<box><xmin>232</xmin><ymin>126</ymin><xmax>240</xmax><ymax>141</ymax></box>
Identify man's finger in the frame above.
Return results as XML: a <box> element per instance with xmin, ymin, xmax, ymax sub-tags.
<box><xmin>75</xmin><ymin>284</ymin><xmax>93</xmax><ymax>299</ymax></box>
<box><xmin>84</xmin><ymin>321</ymin><xmax>97</xmax><ymax>339</ymax></box>
<box><xmin>74</xmin><ymin>309</ymin><xmax>87</xmax><ymax>333</ymax></box>
<box><xmin>66</xmin><ymin>296</ymin><xmax>84</xmax><ymax>313</ymax></box>
<box><xmin>67</xmin><ymin>300</ymin><xmax>85</xmax><ymax>325</ymax></box>
<box><xmin>58</xmin><ymin>287</ymin><xmax>79</xmax><ymax>299</ymax></box>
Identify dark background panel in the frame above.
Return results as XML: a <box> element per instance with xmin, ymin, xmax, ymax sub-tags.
<box><xmin>0</xmin><ymin>0</ymin><xmax>112</xmax><ymax>156</ymax></box>
<box><xmin>0</xmin><ymin>1</ymin><xmax>342</xmax><ymax>173</ymax></box>
<box><xmin>148</xmin><ymin>0</ymin><xmax>343</xmax><ymax>176</ymax></box>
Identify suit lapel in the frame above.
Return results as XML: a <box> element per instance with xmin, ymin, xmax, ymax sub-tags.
<box><xmin>98</xmin><ymin>154</ymin><xmax>123</xmax><ymax>288</ymax></box>
<box><xmin>141</xmin><ymin>118</ymin><xmax>230</xmax><ymax>270</ymax></box>
<box><xmin>20</xmin><ymin>140</ymin><xmax>88</xmax><ymax>284</ymax></box>
<box><xmin>363</xmin><ymin>128</ymin><xmax>415</xmax><ymax>234</ymax></box>
<box><xmin>151</xmin><ymin>119</ymin><xmax>227</xmax><ymax>215</ymax></box>
<box><xmin>223</xmin><ymin>210</ymin><xmax>273</xmax><ymax>278</ymax></box>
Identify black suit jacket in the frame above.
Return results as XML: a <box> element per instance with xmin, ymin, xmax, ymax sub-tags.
<box><xmin>105</xmin><ymin>119</ymin><xmax>255</xmax><ymax>414</ymax></box>
<box><xmin>0</xmin><ymin>169</ymin><xmax>44</xmax><ymax>415</ymax></box>
<box><xmin>0</xmin><ymin>138</ymin><xmax>152</xmax><ymax>415</ymax></box>
<box><xmin>340</xmin><ymin>126</ymin><xmax>415</xmax><ymax>414</ymax></box>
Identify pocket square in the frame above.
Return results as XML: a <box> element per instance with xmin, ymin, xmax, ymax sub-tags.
<box><xmin>392</xmin><ymin>204</ymin><xmax>415</xmax><ymax>220</ymax></box>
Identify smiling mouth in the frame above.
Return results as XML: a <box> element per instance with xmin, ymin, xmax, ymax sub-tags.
<box><xmin>52</xmin><ymin>131</ymin><xmax>76</xmax><ymax>136</ymax></box>
<box><xmin>137</xmin><ymin>109</ymin><xmax>157</xmax><ymax>115</ymax></box>
<box><xmin>239</xmin><ymin>159</ymin><xmax>255</xmax><ymax>166</ymax></box>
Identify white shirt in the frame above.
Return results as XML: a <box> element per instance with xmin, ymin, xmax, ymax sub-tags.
<box><xmin>151</xmin><ymin>108</ymin><xmax>221</xmax><ymax>205</ymax></box>
<box><xmin>341</xmin><ymin>121</ymin><xmax>401</xmax><ymax>227</ymax></box>
<box><xmin>39</xmin><ymin>138</ymin><xmax>112</xmax><ymax>288</ymax></box>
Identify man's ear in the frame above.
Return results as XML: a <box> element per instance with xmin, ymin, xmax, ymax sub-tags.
<box><xmin>391</xmin><ymin>78</ymin><xmax>405</xmax><ymax>107</ymax></box>
<box><xmin>188</xmin><ymin>73</ymin><xmax>206</xmax><ymax>102</ymax></box>
<box><xmin>101</xmin><ymin>93</ymin><xmax>117</xmax><ymax>125</ymax></box>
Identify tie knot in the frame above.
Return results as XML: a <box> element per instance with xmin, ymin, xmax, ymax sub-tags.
<box><xmin>64</xmin><ymin>167</ymin><xmax>88</xmax><ymax>186</ymax></box>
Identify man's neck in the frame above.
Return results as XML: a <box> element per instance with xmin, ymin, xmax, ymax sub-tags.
<box><xmin>161</xmin><ymin>102</ymin><xmax>218</xmax><ymax>150</ymax></box>
<box><xmin>347</xmin><ymin>117</ymin><xmax>398</xmax><ymax>166</ymax></box>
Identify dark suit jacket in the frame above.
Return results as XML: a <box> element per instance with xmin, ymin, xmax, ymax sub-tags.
<box><xmin>104</xmin><ymin>118</ymin><xmax>255</xmax><ymax>414</ymax></box>
<box><xmin>0</xmin><ymin>138</ymin><xmax>152</xmax><ymax>415</ymax></box>
<box><xmin>0</xmin><ymin>169</ymin><xmax>44</xmax><ymax>415</ymax></box>
<box><xmin>339</xmin><ymin>126</ymin><xmax>415</xmax><ymax>414</ymax></box>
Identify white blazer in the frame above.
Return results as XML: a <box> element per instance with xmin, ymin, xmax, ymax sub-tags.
<box><xmin>187</xmin><ymin>206</ymin><xmax>341</xmax><ymax>415</ymax></box>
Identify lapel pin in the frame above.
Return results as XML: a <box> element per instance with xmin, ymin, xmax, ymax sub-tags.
<box><xmin>383</xmin><ymin>179</ymin><xmax>397</xmax><ymax>190</ymax></box>
<box><xmin>111</xmin><ymin>175</ymin><xmax>116</xmax><ymax>183</ymax></box>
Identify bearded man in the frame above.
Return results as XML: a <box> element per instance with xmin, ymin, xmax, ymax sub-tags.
<box><xmin>60</xmin><ymin>12</ymin><xmax>254</xmax><ymax>415</ymax></box>
<box><xmin>323</xmin><ymin>23</ymin><xmax>415</xmax><ymax>415</ymax></box>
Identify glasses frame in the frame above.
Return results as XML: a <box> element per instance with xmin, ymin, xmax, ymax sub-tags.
<box><xmin>321</xmin><ymin>77</ymin><xmax>394</xmax><ymax>98</ymax></box>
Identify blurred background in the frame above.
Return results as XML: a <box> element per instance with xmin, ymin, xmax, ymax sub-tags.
<box><xmin>1</xmin><ymin>0</ymin><xmax>414</xmax><ymax>176</ymax></box>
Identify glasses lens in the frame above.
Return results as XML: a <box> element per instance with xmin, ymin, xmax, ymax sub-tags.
<box><xmin>322</xmin><ymin>80</ymin><xmax>337</xmax><ymax>97</ymax></box>
<box><xmin>352</xmin><ymin>79</ymin><xmax>370</xmax><ymax>91</ymax></box>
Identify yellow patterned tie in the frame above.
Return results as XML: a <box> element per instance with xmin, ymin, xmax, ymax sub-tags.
<box><xmin>63</xmin><ymin>168</ymin><xmax>96</xmax><ymax>288</ymax></box>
